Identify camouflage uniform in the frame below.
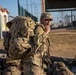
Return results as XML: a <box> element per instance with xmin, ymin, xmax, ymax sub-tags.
<box><xmin>22</xmin><ymin>24</ymin><xmax>51</xmax><ymax>75</ymax></box>
<box><xmin>21</xmin><ymin>12</ymin><xmax>52</xmax><ymax>75</ymax></box>
<box><xmin>48</xmin><ymin>61</ymin><xmax>74</xmax><ymax>75</ymax></box>
<box><xmin>3</xmin><ymin>16</ymin><xmax>36</xmax><ymax>75</ymax></box>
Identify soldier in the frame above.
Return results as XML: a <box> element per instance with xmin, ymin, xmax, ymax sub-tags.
<box><xmin>3</xmin><ymin>16</ymin><xmax>36</xmax><ymax>75</ymax></box>
<box><xmin>22</xmin><ymin>12</ymin><xmax>53</xmax><ymax>75</ymax></box>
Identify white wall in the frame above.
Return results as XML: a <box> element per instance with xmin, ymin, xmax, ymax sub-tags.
<box><xmin>0</xmin><ymin>11</ymin><xmax>9</xmax><ymax>39</ymax></box>
<box><xmin>0</xmin><ymin>11</ymin><xmax>2</xmax><ymax>38</ymax></box>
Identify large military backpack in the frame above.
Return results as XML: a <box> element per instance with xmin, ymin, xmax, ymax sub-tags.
<box><xmin>3</xmin><ymin>16</ymin><xmax>36</xmax><ymax>60</ymax></box>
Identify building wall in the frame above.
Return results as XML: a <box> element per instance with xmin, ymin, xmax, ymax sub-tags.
<box><xmin>0</xmin><ymin>10</ymin><xmax>9</xmax><ymax>39</ymax></box>
<box><xmin>0</xmin><ymin>11</ymin><xmax>1</xmax><ymax>38</ymax></box>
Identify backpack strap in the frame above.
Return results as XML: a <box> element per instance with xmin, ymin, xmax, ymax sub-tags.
<box><xmin>34</xmin><ymin>24</ymin><xmax>45</xmax><ymax>34</ymax></box>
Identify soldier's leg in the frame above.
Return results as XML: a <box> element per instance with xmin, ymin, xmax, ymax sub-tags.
<box><xmin>3</xmin><ymin>66</ymin><xmax>21</xmax><ymax>75</ymax></box>
<box><xmin>32</xmin><ymin>65</ymin><xmax>44</xmax><ymax>75</ymax></box>
<box><xmin>23</xmin><ymin>63</ymin><xmax>45</xmax><ymax>75</ymax></box>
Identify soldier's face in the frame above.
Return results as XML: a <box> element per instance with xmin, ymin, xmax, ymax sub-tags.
<box><xmin>41</xmin><ymin>18</ymin><xmax>52</xmax><ymax>28</ymax></box>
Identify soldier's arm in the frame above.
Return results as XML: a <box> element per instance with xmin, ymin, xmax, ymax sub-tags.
<box><xmin>33</xmin><ymin>26</ymin><xmax>46</xmax><ymax>46</ymax></box>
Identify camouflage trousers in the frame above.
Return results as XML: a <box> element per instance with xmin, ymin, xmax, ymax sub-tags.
<box><xmin>2</xmin><ymin>66</ymin><xmax>21</xmax><ymax>75</ymax></box>
<box><xmin>23</xmin><ymin>63</ymin><xmax>46</xmax><ymax>75</ymax></box>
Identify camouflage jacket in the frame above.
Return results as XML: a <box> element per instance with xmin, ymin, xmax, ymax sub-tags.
<box><xmin>22</xmin><ymin>24</ymin><xmax>51</xmax><ymax>67</ymax></box>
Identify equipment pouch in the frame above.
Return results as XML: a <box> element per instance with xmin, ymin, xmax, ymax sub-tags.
<box><xmin>3</xmin><ymin>32</ymin><xmax>11</xmax><ymax>50</ymax></box>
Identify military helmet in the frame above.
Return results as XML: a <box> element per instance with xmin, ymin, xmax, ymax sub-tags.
<box><xmin>40</xmin><ymin>12</ymin><xmax>53</xmax><ymax>20</ymax></box>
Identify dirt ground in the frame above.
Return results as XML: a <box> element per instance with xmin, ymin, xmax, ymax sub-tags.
<box><xmin>0</xmin><ymin>29</ymin><xmax>76</xmax><ymax>59</ymax></box>
<box><xmin>49</xmin><ymin>29</ymin><xmax>76</xmax><ymax>59</ymax></box>
<box><xmin>0</xmin><ymin>39</ymin><xmax>4</xmax><ymax>49</ymax></box>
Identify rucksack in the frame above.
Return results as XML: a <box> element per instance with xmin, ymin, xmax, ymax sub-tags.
<box><xmin>3</xmin><ymin>16</ymin><xmax>36</xmax><ymax>60</ymax></box>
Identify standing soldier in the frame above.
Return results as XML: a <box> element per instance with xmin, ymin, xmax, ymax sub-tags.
<box><xmin>22</xmin><ymin>12</ymin><xmax>53</xmax><ymax>75</ymax></box>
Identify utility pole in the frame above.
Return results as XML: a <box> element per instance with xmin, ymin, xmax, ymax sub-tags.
<box><xmin>41</xmin><ymin>0</ymin><xmax>45</xmax><ymax>13</ymax></box>
<box><xmin>17</xmin><ymin>0</ymin><xmax>20</xmax><ymax>15</ymax></box>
